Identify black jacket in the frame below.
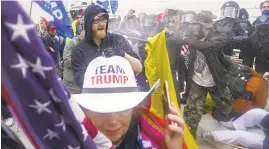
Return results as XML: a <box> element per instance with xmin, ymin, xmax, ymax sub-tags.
<box><xmin>235</xmin><ymin>19</ymin><xmax>254</xmax><ymax>66</ymax></box>
<box><xmin>71</xmin><ymin>5</ymin><xmax>138</xmax><ymax>91</ymax></box>
<box><xmin>214</xmin><ymin>18</ymin><xmax>242</xmax><ymax>56</ymax></box>
<box><xmin>235</xmin><ymin>27</ymin><xmax>269</xmax><ymax>74</ymax></box>
<box><xmin>251</xmin><ymin>37</ymin><xmax>269</xmax><ymax>74</ymax></box>
<box><xmin>169</xmin><ymin>31</ymin><xmax>233</xmax><ymax>98</ymax></box>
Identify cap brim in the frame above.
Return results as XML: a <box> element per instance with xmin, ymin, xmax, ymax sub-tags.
<box><xmin>73</xmin><ymin>79</ymin><xmax>160</xmax><ymax>113</ymax></box>
<box><xmin>94</xmin><ymin>12</ymin><xmax>108</xmax><ymax>20</ymax></box>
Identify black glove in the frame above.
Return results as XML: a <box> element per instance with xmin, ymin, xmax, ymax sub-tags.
<box><xmin>103</xmin><ymin>48</ymin><xmax>125</xmax><ymax>58</ymax></box>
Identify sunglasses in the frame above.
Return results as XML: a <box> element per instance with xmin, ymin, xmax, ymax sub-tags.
<box><xmin>93</xmin><ymin>17</ymin><xmax>108</xmax><ymax>24</ymax></box>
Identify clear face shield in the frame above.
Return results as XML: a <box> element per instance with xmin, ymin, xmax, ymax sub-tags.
<box><xmin>220</xmin><ymin>6</ymin><xmax>239</xmax><ymax>18</ymax></box>
<box><xmin>139</xmin><ymin>14</ymin><xmax>146</xmax><ymax>22</ymax></box>
<box><xmin>184</xmin><ymin>23</ymin><xmax>204</xmax><ymax>40</ymax></box>
<box><xmin>181</xmin><ymin>14</ymin><xmax>196</xmax><ymax>24</ymax></box>
<box><xmin>145</xmin><ymin>18</ymin><xmax>155</xmax><ymax>27</ymax></box>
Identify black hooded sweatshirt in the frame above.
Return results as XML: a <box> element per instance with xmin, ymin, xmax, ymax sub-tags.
<box><xmin>71</xmin><ymin>5</ymin><xmax>139</xmax><ymax>92</ymax></box>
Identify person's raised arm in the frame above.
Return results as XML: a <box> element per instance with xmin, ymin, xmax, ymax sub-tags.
<box><xmin>116</xmin><ymin>35</ymin><xmax>143</xmax><ymax>73</ymax></box>
<box><xmin>169</xmin><ymin>32</ymin><xmax>228</xmax><ymax>52</ymax></box>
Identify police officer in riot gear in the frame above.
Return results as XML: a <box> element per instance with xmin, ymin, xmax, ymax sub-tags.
<box><xmin>138</xmin><ymin>12</ymin><xmax>147</xmax><ymax>28</ymax></box>
<box><xmin>143</xmin><ymin>14</ymin><xmax>157</xmax><ymax>38</ymax></box>
<box><xmin>238</xmin><ymin>8</ymin><xmax>252</xmax><ymax>36</ymax></box>
<box><xmin>219</xmin><ymin>1</ymin><xmax>240</xmax><ymax>19</ymax></box>
<box><xmin>249</xmin><ymin>15</ymin><xmax>269</xmax><ymax>76</ymax></box>
<box><xmin>214</xmin><ymin>1</ymin><xmax>241</xmax><ymax>56</ymax></box>
<box><xmin>236</xmin><ymin>8</ymin><xmax>253</xmax><ymax>66</ymax></box>
<box><xmin>108</xmin><ymin>15</ymin><xmax>119</xmax><ymax>32</ymax></box>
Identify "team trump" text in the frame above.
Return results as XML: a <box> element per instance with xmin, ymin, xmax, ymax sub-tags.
<box><xmin>91</xmin><ymin>65</ymin><xmax>128</xmax><ymax>85</ymax></box>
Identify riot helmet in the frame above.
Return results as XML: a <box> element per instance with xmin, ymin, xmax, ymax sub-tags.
<box><xmin>181</xmin><ymin>11</ymin><xmax>197</xmax><ymax>24</ymax></box>
<box><xmin>145</xmin><ymin>14</ymin><xmax>156</xmax><ymax>27</ymax></box>
<box><xmin>138</xmin><ymin>12</ymin><xmax>147</xmax><ymax>27</ymax></box>
<box><xmin>108</xmin><ymin>15</ymin><xmax>118</xmax><ymax>32</ymax></box>
<box><xmin>220</xmin><ymin>1</ymin><xmax>240</xmax><ymax>18</ymax></box>
<box><xmin>180</xmin><ymin>11</ymin><xmax>200</xmax><ymax>40</ymax></box>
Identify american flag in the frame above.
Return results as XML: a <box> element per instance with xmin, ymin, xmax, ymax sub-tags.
<box><xmin>180</xmin><ymin>45</ymin><xmax>189</xmax><ymax>56</ymax></box>
<box><xmin>1</xmin><ymin>1</ymin><xmax>97</xmax><ymax>148</ymax></box>
<box><xmin>96</xmin><ymin>0</ymin><xmax>118</xmax><ymax>15</ymax></box>
<box><xmin>35</xmin><ymin>0</ymin><xmax>74</xmax><ymax>38</ymax></box>
<box><xmin>180</xmin><ymin>45</ymin><xmax>190</xmax><ymax>69</ymax></box>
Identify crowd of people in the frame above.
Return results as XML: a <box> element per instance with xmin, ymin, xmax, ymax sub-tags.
<box><xmin>2</xmin><ymin>0</ymin><xmax>269</xmax><ymax>149</ymax></box>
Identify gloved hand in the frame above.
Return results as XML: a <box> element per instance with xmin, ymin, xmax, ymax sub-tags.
<box><xmin>231</xmin><ymin>56</ymin><xmax>243</xmax><ymax>64</ymax></box>
<box><xmin>103</xmin><ymin>48</ymin><xmax>125</xmax><ymax>58</ymax></box>
<box><xmin>264</xmin><ymin>72</ymin><xmax>269</xmax><ymax>80</ymax></box>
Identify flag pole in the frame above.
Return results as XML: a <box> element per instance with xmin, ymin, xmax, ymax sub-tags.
<box><xmin>30</xmin><ymin>1</ymin><xmax>33</xmax><ymax>17</ymax></box>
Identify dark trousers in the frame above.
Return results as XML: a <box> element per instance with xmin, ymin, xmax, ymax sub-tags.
<box><xmin>183</xmin><ymin>81</ymin><xmax>233</xmax><ymax>138</ymax></box>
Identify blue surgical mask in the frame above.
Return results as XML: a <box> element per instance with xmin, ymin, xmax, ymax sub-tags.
<box><xmin>262</xmin><ymin>10</ymin><xmax>269</xmax><ymax>16</ymax></box>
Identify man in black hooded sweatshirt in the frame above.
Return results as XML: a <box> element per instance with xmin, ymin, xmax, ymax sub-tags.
<box><xmin>71</xmin><ymin>5</ymin><xmax>142</xmax><ymax>92</ymax></box>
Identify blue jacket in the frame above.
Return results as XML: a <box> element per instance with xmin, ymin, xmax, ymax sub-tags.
<box><xmin>42</xmin><ymin>35</ymin><xmax>60</xmax><ymax>64</ymax></box>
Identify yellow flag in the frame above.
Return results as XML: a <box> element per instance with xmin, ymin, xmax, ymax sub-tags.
<box><xmin>144</xmin><ymin>30</ymin><xmax>198</xmax><ymax>149</ymax></box>
<box><xmin>72</xmin><ymin>19</ymin><xmax>78</xmax><ymax>36</ymax></box>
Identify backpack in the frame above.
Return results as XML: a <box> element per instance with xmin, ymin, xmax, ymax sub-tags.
<box><xmin>227</xmin><ymin>64</ymin><xmax>267</xmax><ymax>113</ymax></box>
<box><xmin>207</xmin><ymin>64</ymin><xmax>267</xmax><ymax>114</ymax></box>
<box><xmin>227</xmin><ymin>64</ymin><xmax>253</xmax><ymax>99</ymax></box>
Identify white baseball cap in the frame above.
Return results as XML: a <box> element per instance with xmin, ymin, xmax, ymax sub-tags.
<box><xmin>72</xmin><ymin>56</ymin><xmax>160</xmax><ymax>113</ymax></box>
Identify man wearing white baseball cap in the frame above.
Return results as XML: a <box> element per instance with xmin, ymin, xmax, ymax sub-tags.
<box><xmin>73</xmin><ymin>56</ymin><xmax>185</xmax><ymax>149</ymax></box>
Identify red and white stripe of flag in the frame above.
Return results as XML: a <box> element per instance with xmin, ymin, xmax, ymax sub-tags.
<box><xmin>180</xmin><ymin>45</ymin><xmax>189</xmax><ymax>56</ymax></box>
<box><xmin>69</xmin><ymin>98</ymin><xmax>113</xmax><ymax>149</ymax></box>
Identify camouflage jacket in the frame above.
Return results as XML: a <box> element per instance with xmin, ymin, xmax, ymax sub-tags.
<box><xmin>62</xmin><ymin>37</ymin><xmax>81</xmax><ymax>94</ymax></box>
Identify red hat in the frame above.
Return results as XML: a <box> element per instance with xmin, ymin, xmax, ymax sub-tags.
<box><xmin>79</xmin><ymin>9</ymin><xmax>85</xmax><ymax>15</ymax></box>
<box><xmin>48</xmin><ymin>25</ymin><xmax>56</xmax><ymax>32</ymax></box>
<box><xmin>47</xmin><ymin>21</ymin><xmax>56</xmax><ymax>32</ymax></box>
<box><xmin>156</xmin><ymin>13</ymin><xmax>164</xmax><ymax>22</ymax></box>
<box><xmin>40</xmin><ymin>17</ymin><xmax>48</xmax><ymax>25</ymax></box>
